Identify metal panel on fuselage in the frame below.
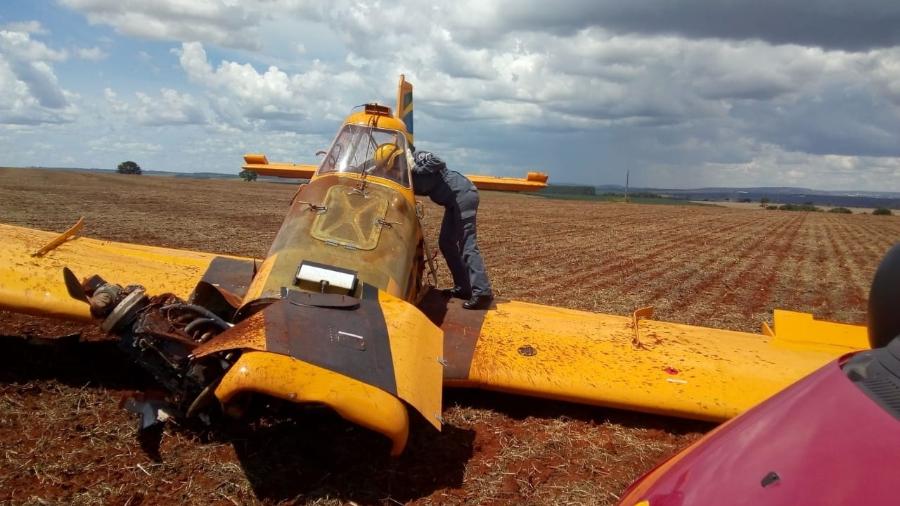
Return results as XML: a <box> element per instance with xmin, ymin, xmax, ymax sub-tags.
<box><xmin>244</xmin><ymin>173</ymin><xmax>423</xmax><ymax>304</ymax></box>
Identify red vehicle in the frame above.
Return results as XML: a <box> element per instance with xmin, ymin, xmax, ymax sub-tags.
<box><xmin>619</xmin><ymin>244</ymin><xmax>900</xmax><ymax>506</ymax></box>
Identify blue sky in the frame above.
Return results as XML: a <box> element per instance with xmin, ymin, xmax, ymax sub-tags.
<box><xmin>2</xmin><ymin>1</ymin><xmax>900</xmax><ymax>190</ymax></box>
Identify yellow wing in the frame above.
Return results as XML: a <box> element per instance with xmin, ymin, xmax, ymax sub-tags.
<box><xmin>0</xmin><ymin>222</ymin><xmax>255</xmax><ymax>321</ymax></box>
<box><xmin>243</xmin><ymin>152</ymin><xmax>548</xmax><ymax>192</ymax></box>
<box><xmin>242</xmin><ymin>153</ymin><xmax>317</xmax><ymax>179</ymax></box>
<box><xmin>465</xmin><ymin>172</ymin><xmax>549</xmax><ymax>192</ymax></box>
<box><xmin>0</xmin><ymin>222</ymin><xmax>438</xmax><ymax>454</ymax></box>
<box><xmin>420</xmin><ymin>293</ymin><xmax>868</xmax><ymax>422</ymax></box>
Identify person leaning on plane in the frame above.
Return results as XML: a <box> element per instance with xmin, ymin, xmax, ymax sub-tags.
<box><xmin>411</xmin><ymin>150</ymin><xmax>494</xmax><ymax>310</ymax></box>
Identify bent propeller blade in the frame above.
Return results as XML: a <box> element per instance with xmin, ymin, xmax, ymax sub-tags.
<box><xmin>62</xmin><ymin>267</ymin><xmax>89</xmax><ymax>303</ymax></box>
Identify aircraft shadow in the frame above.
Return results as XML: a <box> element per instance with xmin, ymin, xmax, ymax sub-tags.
<box><xmin>444</xmin><ymin>388</ymin><xmax>714</xmax><ymax>436</ymax></box>
<box><xmin>1</xmin><ymin>333</ymin><xmax>706</xmax><ymax>502</ymax></box>
<box><xmin>0</xmin><ymin>333</ymin><xmax>475</xmax><ymax>503</ymax></box>
<box><xmin>224</xmin><ymin>407</ymin><xmax>475</xmax><ymax>504</ymax></box>
<box><xmin>0</xmin><ymin>334</ymin><xmax>151</xmax><ymax>389</ymax></box>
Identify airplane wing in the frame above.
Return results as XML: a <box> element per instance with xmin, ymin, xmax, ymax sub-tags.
<box><xmin>243</xmin><ymin>154</ymin><xmax>548</xmax><ymax>192</ymax></box>
<box><xmin>0</xmin><ymin>222</ymin><xmax>255</xmax><ymax>321</ymax></box>
<box><xmin>242</xmin><ymin>154</ymin><xmax>317</xmax><ymax>179</ymax></box>
<box><xmin>0</xmin><ymin>221</ymin><xmax>441</xmax><ymax>454</ymax></box>
<box><xmin>419</xmin><ymin>292</ymin><xmax>869</xmax><ymax>422</ymax></box>
<box><xmin>6</xmin><ymin>219</ymin><xmax>867</xmax><ymax>429</ymax></box>
<box><xmin>465</xmin><ymin>172</ymin><xmax>549</xmax><ymax>192</ymax></box>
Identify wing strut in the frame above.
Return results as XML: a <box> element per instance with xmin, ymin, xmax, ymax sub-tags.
<box><xmin>32</xmin><ymin>217</ymin><xmax>85</xmax><ymax>257</ymax></box>
<box><xmin>632</xmin><ymin>306</ymin><xmax>654</xmax><ymax>349</ymax></box>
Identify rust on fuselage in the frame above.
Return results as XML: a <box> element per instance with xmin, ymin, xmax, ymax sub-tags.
<box><xmin>242</xmin><ymin>173</ymin><xmax>424</xmax><ymax>306</ymax></box>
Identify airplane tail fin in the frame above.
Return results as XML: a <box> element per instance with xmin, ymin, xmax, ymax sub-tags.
<box><xmin>396</xmin><ymin>75</ymin><xmax>413</xmax><ymax>146</ymax></box>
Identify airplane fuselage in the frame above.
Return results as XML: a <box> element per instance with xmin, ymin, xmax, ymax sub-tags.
<box><xmin>240</xmin><ymin>107</ymin><xmax>428</xmax><ymax>313</ymax></box>
<box><xmin>243</xmin><ymin>172</ymin><xmax>425</xmax><ymax>305</ymax></box>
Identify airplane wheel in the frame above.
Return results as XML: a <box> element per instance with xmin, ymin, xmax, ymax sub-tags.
<box><xmin>868</xmin><ymin>243</ymin><xmax>900</xmax><ymax>348</ymax></box>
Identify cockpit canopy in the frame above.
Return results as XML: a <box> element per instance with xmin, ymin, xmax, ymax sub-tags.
<box><xmin>318</xmin><ymin>124</ymin><xmax>411</xmax><ymax>187</ymax></box>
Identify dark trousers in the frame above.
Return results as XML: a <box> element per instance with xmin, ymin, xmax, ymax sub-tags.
<box><xmin>439</xmin><ymin>190</ymin><xmax>492</xmax><ymax>297</ymax></box>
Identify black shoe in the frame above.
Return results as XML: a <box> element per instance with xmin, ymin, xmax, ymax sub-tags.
<box><xmin>443</xmin><ymin>286</ymin><xmax>471</xmax><ymax>300</ymax></box>
<box><xmin>463</xmin><ymin>294</ymin><xmax>493</xmax><ymax>310</ymax></box>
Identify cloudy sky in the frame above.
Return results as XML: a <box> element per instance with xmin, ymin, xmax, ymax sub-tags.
<box><xmin>2</xmin><ymin>1</ymin><xmax>900</xmax><ymax>190</ymax></box>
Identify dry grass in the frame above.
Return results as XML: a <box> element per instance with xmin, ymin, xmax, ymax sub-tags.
<box><xmin>1</xmin><ymin>168</ymin><xmax>897</xmax><ymax>505</ymax></box>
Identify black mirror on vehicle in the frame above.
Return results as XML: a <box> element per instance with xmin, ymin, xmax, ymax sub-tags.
<box><xmin>316</xmin><ymin>150</ymin><xmax>326</xmax><ymax>157</ymax></box>
<box><xmin>868</xmin><ymin>243</ymin><xmax>900</xmax><ymax>348</ymax></box>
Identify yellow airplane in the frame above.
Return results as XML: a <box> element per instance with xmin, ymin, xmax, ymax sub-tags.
<box><xmin>0</xmin><ymin>76</ymin><xmax>870</xmax><ymax>456</ymax></box>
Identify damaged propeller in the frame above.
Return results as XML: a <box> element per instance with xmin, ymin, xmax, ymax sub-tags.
<box><xmin>62</xmin><ymin>266</ymin><xmax>90</xmax><ymax>303</ymax></box>
<box><xmin>58</xmin><ymin>267</ymin><xmax>233</xmax><ymax>433</ymax></box>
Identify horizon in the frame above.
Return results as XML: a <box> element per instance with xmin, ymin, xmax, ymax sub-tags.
<box><xmin>6</xmin><ymin>164</ymin><xmax>899</xmax><ymax>196</ymax></box>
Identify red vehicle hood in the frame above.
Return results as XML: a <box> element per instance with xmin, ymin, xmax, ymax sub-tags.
<box><xmin>620</xmin><ymin>356</ymin><xmax>900</xmax><ymax>506</ymax></box>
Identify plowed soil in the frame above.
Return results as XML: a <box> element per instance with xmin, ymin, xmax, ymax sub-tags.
<box><xmin>2</xmin><ymin>168</ymin><xmax>898</xmax><ymax>505</ymax></box>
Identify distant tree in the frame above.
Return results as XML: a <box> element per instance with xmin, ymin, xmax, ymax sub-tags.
<box><xmin>117</xmin><ymin>161</ymin><xmax>142</xmax><ymax>175</ymax></box>
<box><xmin>873</xmin><ymin>207</ymin><xmax>893</xmax><ymax>216</ymax></box>
<box><xmin>239</xmin><ymin>169</ymin><xmax>258</xmax><ymax>182</ymax></box>
<box><xmin>828</xmin><ymin>207</ymin><xmax>853</xmax><ymax>214</ymax></box>
<box><xmin>760</xmin><ymin>197</ymin><xmax>770</xmax><ymax>207</ymax></box>
<box><xmin>779</xmin><ymin>203</ymin><xmax>821</xmax><ymax>212</ymax></box>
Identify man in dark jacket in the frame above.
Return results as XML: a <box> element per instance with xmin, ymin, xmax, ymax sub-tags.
<box><xmin>412</xmin><ymin>151</ymin><xmax>493</xmax><ymax>310</ymax></box>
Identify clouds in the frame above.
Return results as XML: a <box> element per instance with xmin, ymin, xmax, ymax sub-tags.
<box><xmin>75</xmin><ymin>46</ymin><xmax>108</xmax><ymax>61</ymax></box>
<box><xmin>50</xmin><ymin>0</ymin><xmax>900</xmax><ymax>132</ymax></box>
<box><xmin>455</xmin><ymin>0</ymin><xmax>900</xmax><ymax>52</ymax></box>
<box><xmin>59</xmin><ymin>0</ymin><xmax>263</xmax><ymax>50</ymax></box>
<box><xmin>254</xmin><ymin>4</ymin><xmax>887</xmax><ymax>136</ymax></box>
<box><xmin>0</xmin><ymin>27</ymin><xmax>75</xmax><ymax>124</ymax></box>
<box><xmin>4</xmin><ymin>1</ymin><xmax>900</xmax><ymax>190</ymax></box>
<box><xmin>175</xmin><ymin>41</ymin><xmax>366</xmax><ymax>130</ymax></box>
<box><xmin>103</xmin><ymin>88</ymin><xmax>207</xmax><ymax>126</ymax></box>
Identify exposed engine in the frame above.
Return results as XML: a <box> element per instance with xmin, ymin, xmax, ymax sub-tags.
<box><xmin>63</xmin><ymin>267</ymin><xmax>234</xmax><ymax>429</ymax></box>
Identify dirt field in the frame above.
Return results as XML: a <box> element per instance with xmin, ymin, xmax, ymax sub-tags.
<box><xmin>2</xmin><ymin>168</ymin><xmax>898</xmax><ymax>505</ymax></box>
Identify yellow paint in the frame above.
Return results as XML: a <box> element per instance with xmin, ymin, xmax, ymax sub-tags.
<box><xmin>363</xmin><ymin>173</ymin><xmax>417</xmax><ymax>208</ymax></box>
<box><xmin>215</xmin><ymin>351</ymin><xmax>410</xmax><ymax>455</ymax></box>
<box><xmin>244</xmin><ymin>76</ymin><xmax>547</xmax><ymax>197</ymax></box>
<box><xmin>31</xmin><ymin>216</ymin><xmax>84</xmax><ymax>257</ymax></box>
<box><xmin>0</xmin><ymin>224</ymin><xmax>246</xmax><ymax>321</ymax></box>
<box><xmin>465</xmin><ymin>173</ymin><xmax>549</xmax><ymax>192</ymax></box>
<box><xmin>344</xmin><ymin>111</ymin><xmax>410</xmax><ymax>143</ymax></box>
<box><xmin>632</xmin><ymin>306</ymin><xmax>654</xmax><ymax>348</ymax></box>
<box><xmin>458</xmin><ymin>300</ymin><xmax>868</xmax><ymax>422</ymax></box>
<box><xmin>314</xmin><ymin>171</ymin><xmax>417</xmax><ymax>208</ymax></box>
<box><xmin>191</xmin><ymin>311</ymin><xmax>269</xmax><ymax>359</ymax></box>
<box><xmin>247</xmin><ymin>175</ymin><xmax>422</xmax><ymax>303</ymax></box>
<box><xmin>378</xmin><ymin>290</ymin><xmax>444</xmax><ymax>430</ymax></box>
<box><xmin>242</xmin><ymin>161</ymin><xmax>318</xmax><ymax>179</ymax></box>
<box><xmin>242</xmin><ymin>153</ymin><xmax>317</xmax><ymax>179</ymax></box>
<box><xmin>769</xmin><ymin>309</ymin><xmax>869</xmax><ymax>352</ymax></box>
<box><xmin>310</xmin><ymin>185</ymin><xmax>389</xmax><ymax>250</ymax></box>
<box><xmin>242</xmin><ymin>253</ymin><xmax>277</xmax><ymax>303</ymax></box>
<box><xmin>202</xmin><ymin>289</ymin><xmax>441</xmax><ymax>437</ymax></box>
